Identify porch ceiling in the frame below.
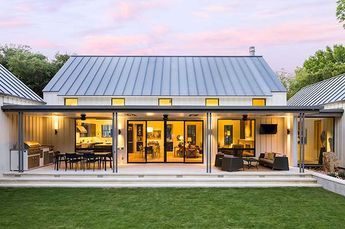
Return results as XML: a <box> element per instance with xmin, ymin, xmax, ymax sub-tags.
<box><xmin>1</xmin><ymin>105</ymin><xmax>343</xmax><ymax>117</ymax></box>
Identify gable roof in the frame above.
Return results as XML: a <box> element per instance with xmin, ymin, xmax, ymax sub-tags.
<box><xmin>288</xmin><ymin>73</ymin><xmax>345</xmax><ymax>106</ymax></box>
<box><xmin>0</xmin><ymin>64</ymin><xmax>44</xmax><ymax>103</ymax></box>
<box><xmin>43</xmin><ymin>55</ymin><xmax>286</xmax><ymax>97</ymax></box>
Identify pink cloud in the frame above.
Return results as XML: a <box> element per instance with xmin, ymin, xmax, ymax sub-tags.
<box><xmin>0</xmin><ymin>18</ymin><xmax>29</xmax><ymax>28</ymax></box>
<box><xmin>193</xmin><ymin>3</ymin><xmax>238</xmax><ymax>18</ymax></box>
<box><xmin>79</xmin><ymin>35</ymin><xmax>150</xmax><ymax>54</ymax></box>
<box><xmin>175</xmin><ymin>20</ymin><xmax>344</xmax><ymax>52</ymax></box>
<box><xmin>29</xmin><ymin>39</ymin><xmax>60</xmax><ymax>49</ymax></box>
<box><xmin>107</xmin><ymin>0</ymin><xmax>168</xmax><ymax>22</ymax></box>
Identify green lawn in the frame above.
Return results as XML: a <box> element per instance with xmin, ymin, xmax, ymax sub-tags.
<box><xmin>0</xmin><ymin>188</ymin><xmax>344</xmax><ymax>228</ymax></box>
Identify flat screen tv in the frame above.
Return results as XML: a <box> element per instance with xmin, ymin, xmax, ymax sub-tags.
<box><xmin>259</xmin><ymin>124</ymin><xmax>277</xmax><ymax>134</ymax></box>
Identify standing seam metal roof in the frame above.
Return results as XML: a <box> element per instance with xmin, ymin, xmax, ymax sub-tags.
<box><xmin>0</xmin><ymin>64</ymin><xmax>44</xmax><ymax>102</ymax></box>
<box><xmin>288</xmin><ymin>73</ymin><xmax>345</xmax><ymax>106</ymax></box>
<box><xmin>43</xmin><ymin>56</ymin><xmax>286</xmax><ymax>96</ymax></box>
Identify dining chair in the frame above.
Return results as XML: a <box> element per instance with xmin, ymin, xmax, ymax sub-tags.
<box><xmin>83</xmin><ymin>152</ymin><xmax>99</xmax><ymax>171</ymax></box>
<box><xmin>65</xmin><ymin>153</ymin><xmax>82</xmax><ymax>171</ymax></box>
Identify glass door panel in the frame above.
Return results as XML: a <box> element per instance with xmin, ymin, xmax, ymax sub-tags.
<box><xmin>127</xmin><ymin>121</ymin><xmax>146</xmax><ymax>163</ymax></box>
<box><xmin>185</xmin><ymin>121</ymin><xmax>203</xmax><ymax>163</ymax></box>
<box><xmin>166</xmin><ymin>121</ymin><xmax>184</xmax><ymax>162</ymax></box>
<box><xmin>146</xmin><ymin>121</ymin><xmax>164</xmax><ymax>162</ymax></box>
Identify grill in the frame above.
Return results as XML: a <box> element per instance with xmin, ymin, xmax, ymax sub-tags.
<box><xmin>24</xmin><ymin>141</ymin><xmax>42</xmax><ymax>156</ymax></box>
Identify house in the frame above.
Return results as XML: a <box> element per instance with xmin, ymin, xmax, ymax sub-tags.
<box><xmin>0</xmin><ymin>53</ymin><xmax>343</xmax><ymax>174</ymax></box>
<box><xmin>288</xmin><ymin>73</ymin><xmax>345</xmax><ymax>168</ymax></box>
<box><xmin>0</xmin><ymin>64</ymin><xmax>44</xmax><ymax>172</ymax></box>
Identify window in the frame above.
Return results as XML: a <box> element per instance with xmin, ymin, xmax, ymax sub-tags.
<box><xmin>65</xmin><ymin>98</ymin><xmax>78</xmax><ymax>106</ymax></box>
<box><xmin>112</xmin><ymin>98</ymin><xmax>125</xmax><ymax>106</ymax></box>
<box><xmin>252</xmin><ymin>98</ymin><xmax>266</xmax><ymax>106</ymax></box>
<box><xmin>205</xmin><ymin>98</ymin><xmax>219</xmax><ymax>106</ymax></box>
<box><xmin>217</xmin><ymin>119</ymin><xmax>256</xmax><ymax>157</ymax></box>
<box><xmin>159</xmin><ymin>98</ymin><xmax>172</xmax><ymax>106</ymax></box>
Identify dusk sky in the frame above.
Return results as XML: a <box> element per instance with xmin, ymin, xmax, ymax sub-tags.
<box><xmin>0</xmin><ymin>0</ymin><xmax>344</xmax><ymax>74</ymax></box>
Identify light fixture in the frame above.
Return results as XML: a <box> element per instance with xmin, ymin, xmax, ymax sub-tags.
<box><xmin>242</xmin><ymin>114</ymin><xmax>248</xmax><ymax>121</ymax></box>
<box><xmin>287</xmin><ymin>129</ymin><xmax>291</xmax><ymax>135</ymax></box>
<box><xmin>81</xmin><ymin>114</ymin><xmax>86</xmax><ymax>121</ymax></box>
<box><xmin>118</xmin><ymin>129</ymin><xmax>122</xmax><ymax>135</ymax></box>
<box><xmin>226</xmin><ymin>130</ymin><xmax>231</xmax><ymax>136</ymax></box>
<box><xmin>147</xmin><ymin>127</ymin><xmax>153</xmax><ymax>133</ymax></box>
<box><xmin>53</xmin><ymin>116</ymin><xmax>59</xmax><ymax>135</ymax></box>
<box><xmin>187</xmin><ymin>137</ymin><xmax>192</xmax><ymax>143</ymax></box>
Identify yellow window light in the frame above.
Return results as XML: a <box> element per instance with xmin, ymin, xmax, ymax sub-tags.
<box><xmin>65</xmin><ymin>98</ymin><xmax>78</xmax><ymax>106</ymax></box>
<box><xmin>252</xmin><ymin>98</ymin><xmax>266</xmax><ymax>106</ymax></box>
<box><xmin>205</xmin><ymin>98</ymin><xmax>219</xmax><ymax>106</ymax></box>
<box><xmin>112</xmin><ymin>98</ymin><xmax>125</xmax><ymax>106</ymax></box>
<box><xmin>159</xmin><ymin>98</ymin><xmax>172</xmax><ymax>106</ymax></box>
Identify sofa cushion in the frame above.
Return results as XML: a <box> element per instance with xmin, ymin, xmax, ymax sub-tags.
<box><xmin>260</xmin><ymin>158</ymin><xmax>274</xmax><ymax>164</ymax></box>
<box><xmin>267</xmin><ymin>152</ymin><xmax>275</xmax><ymax>160</ymax></box>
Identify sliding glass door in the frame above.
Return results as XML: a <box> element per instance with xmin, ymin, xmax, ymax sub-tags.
<box><xmin>166</xmin><ymin>121</ymin><xmax>185</xmax><ymax>162</ymax></box>
<box><xmin>127</xmin><ymin>120</ymin><xmax>203</xmax><ymax>163</ymax></box>
<box><xmin>146</xmin><ymin>121</ymin><xmax>164</xmax><ymax>162</ymax></box>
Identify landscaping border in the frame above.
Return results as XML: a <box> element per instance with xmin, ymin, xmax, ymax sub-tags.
<box><xmin>309</xmin><ymin>171</ymin><xmax>345</xmax><ymax>196</ymax></box>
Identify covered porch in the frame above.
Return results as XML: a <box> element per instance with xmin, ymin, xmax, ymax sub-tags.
<box><xmin>2</xmin><ymin>105</ymin><xmax>342</xmax><ymax>174</ymax></box>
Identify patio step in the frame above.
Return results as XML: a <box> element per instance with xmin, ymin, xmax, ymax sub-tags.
<box><xmin>0</xmin><ymin>173</ymin><xmax>320</xmax><ymax>188</ymax></box>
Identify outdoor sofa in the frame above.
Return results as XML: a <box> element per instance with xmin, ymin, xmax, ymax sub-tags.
<box><xmin>259</xmin><ymin>153</ymin><xmax>289</xmax><ymax>170</ymax></box>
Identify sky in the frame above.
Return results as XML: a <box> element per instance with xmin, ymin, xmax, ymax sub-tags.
<box><xmin>0</xmin><ymin>0</ymin><xmax>344</xmax><ymax>74</ymax></box>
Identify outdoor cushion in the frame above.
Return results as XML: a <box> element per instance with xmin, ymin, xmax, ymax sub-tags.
<box><xmin>267</xmin><ymin>153</ymin><xmax>275</xmax><ymax>160</ymax></box>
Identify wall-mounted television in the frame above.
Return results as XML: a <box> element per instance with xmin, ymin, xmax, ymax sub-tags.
<box><xmin>259</xmin><ymin>124</ymin><xmax>277</xmax><ymax>134</ymax></box>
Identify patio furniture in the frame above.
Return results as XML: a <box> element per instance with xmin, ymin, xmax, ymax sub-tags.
<box><xmin>65</xmin><ymin>153</ymin><xmax>82</xmax><ymax>171</ymax></box>
<box><xmin>95</xmin><ymin>152</ymin><xmax>111</xmax><ymax>170</ymax></box>
<box><xmin>259</xmin><ymin>153</ymin><xmax>289</xmax><ymax>170</ymax></box>
<box><xmin>221</xmin><ymin>155</ymin><xmax>244</xmax><ymax>172</ymax></box>
<box><xmin>100</xmin><ymin>152</ymin><xmax>113</xmax><ymax>171</ymax></box>
<box><xmin>243</xmin><ymin>157</ymin><xmax>259</xmax><ymax>170</ymax></box>
<box><xmin>83</xmin><ymin>152</ymin><xmax>100</xmax><ymax>171</ymax></box>
<box><xmin>215</xmin><ymin>153</ymin><xmax>224</xmax><ymax>167</ymax></box>
<box><xmin>53</xmin><ymin>151</ymin><xmax>66</xmax><ymax>171</ymax></box>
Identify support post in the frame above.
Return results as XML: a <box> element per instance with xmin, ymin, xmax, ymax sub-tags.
<box><xmin>112</xmin><ymin>112</ymin><xmax>118</xmax><ymax>173</ymax></box>
<box><xmin>206</xmin><ymin>112</ymin><xmax>212</xmax><ymax>173</ymax></box>
<box><xmin>18</xmin><ymin>112</ymin><xmax>24</xmax><ymax>172</ymax></box>
<box><xmin>298</xmin><ymin>113</ymin><xmax>306</xmax><ymax>173</ymax></box>
<box><xmin>301</xmin><ymin>112</ymin><xmax>305</xmax><ymax>173</ymax></box>
<box><xmin>209</xmin><ymin>113</ymin><xmax>212</xmax><ymax>173</ymax></box>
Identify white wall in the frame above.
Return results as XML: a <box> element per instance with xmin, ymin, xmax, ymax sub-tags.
<box><xmin>0</xmin><ymin>95</ymin><xmax>43</xmax><ymax>173</ymax></box>
<box><xmin>325</xmin><ymin>101</ymin><xmax>345</xmax><ymax>168</ymax></box>
<box><xmin>43</xmin><ymin>92</ymin><xmax>287</xmax><ymax>106</ymax></box>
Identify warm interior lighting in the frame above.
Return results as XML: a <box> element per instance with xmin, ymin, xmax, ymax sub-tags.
<box><xmin>226</xmin><ymin>130</ymin><xmax>231</xmax><ymax>136</ymax></box>
<box><xmin>65</xmin><ymin>98</ymin><xmax>78</xmax><ymax>106</ymax></box>
<box><xmin>205</xmin><ymin>98</ymin><xmax>219</xmax><ymax>106</ymax></box>
<box><xmin>159</xmin><ymin>98</ymin><xmax>172</xmax><ymax>106</ymax></box>
<box><xmin>252</xmin><ymin>98</ymin><xmax>266</xmax><ymax>106</ymax></box>
<box><xmin>53</xmin><ymin>116</ymin><xmax>59</xmax><ymax>135</ymax></box>
<box><xmin>147</xmin><ymin>127</ymin><xmax>153</xmax><ymax>133</ymax></box>
<box><xmin>187</xmin><ymin>137</ymin><xmax>192</xmax><ymax>143</ymax></box>
<box><xmin>112</xmin><ymin>98</ymin><xmax>125</xmax><ymax>106</ymax></box>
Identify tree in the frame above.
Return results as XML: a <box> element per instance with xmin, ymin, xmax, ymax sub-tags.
<box><xmin>0</xmin><ymin>44</ymin><xmax>70</xmax><ymax>97</ymax></box>
<box><xmin>276</xmin><ymin>69</ymin><xmax>293</xmax><ymax>95</ymax></box>
<box><xmin>337</xmin><ymin>0</ymin><xmax>345</xmax><ymax>28</ymax></box>
<box><xmin>288</xmin><ymin>45</ymin><xmax>345</xmax><ymax>98</ymax></box>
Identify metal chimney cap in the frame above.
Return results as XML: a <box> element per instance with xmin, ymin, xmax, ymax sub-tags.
<box><xmin>249</xmin><ymin>46</ymin><xmax>255</xmax><ymax>56</ymax></box>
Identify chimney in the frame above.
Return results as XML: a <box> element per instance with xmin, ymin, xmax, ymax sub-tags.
<box><xmin>249</xmin><ymin>46</ymin><xmax>255</xmax><ymax>56</ymax></box>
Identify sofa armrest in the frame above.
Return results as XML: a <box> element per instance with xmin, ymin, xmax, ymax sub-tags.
<box><xmin>259</xmin><ymin>153</ymin><xmax>265</xmax><ymax>159</ymax></box>
<box><xmin>273</xmin><ymin>157</ymin><xmax>289</xmax><ymax>170</ymax></box>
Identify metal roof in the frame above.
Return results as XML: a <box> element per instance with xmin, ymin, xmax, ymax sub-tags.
<box><xmin>288</xmin><ymin>73</ymin><xmax>345</xmax><ymax>106</ymax></box>
<box><xmin>43</xmin><ymin>56</ymin><xmax>286</xmax><ymax>96</ymax></box>
<box><xmin>0</xmin><ymin>64</ymin><xmax>44</xmax><ymax>102</ymax></box>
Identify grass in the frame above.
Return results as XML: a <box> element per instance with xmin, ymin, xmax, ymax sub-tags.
<box><xmin>0</xmin><ymin>188</ymin><xmax>345</xmax><ymax>228</ymax></box>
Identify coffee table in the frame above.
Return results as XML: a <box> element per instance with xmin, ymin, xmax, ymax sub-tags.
<box><xmin>243</xmin><ymin>157</ymin><xmax>259</xmax><ymax>170</ymax></box>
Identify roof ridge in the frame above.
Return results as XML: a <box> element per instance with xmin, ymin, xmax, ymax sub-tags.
<box><xmin>302</xmin><ymin>73</ymin><xmax>345</xmax><ymax>90</ymax></box>
<box><xmin>70</xmin><ymin>55</ymin><xmax>263</xmax><ymax>58</ymax></box>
